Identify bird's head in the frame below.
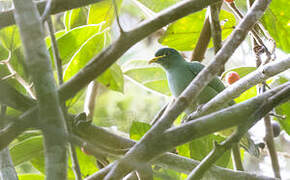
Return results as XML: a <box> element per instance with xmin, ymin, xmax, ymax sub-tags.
<box><xmin>149</xmin><ymin>48</ymin><xmax>183</xmax><ymax>69</ymax></box>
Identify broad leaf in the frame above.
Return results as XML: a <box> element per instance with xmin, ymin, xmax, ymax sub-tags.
<box><xmin>159</xmin><ymin>10</ymin><xmax>236</xmax><ymax>51</ymax></box>
<box><xmin>137</xmin><ymin>0</ymin><xmax>179</xmax><ymax>12</ymax></box>
<box><xmin>0</xmin><ymin>25</ymin><xmax>21</xmax><ymax>51</ymax></box>
<box><xmin>88</xmin><ymin>0</ymin><xmax>123</xmax><ymax>30</ymax></box>
<box><xmin>261</xmin><ymin>0</ymin><xmax>290</xmax><ymax>52</ymax></box>
<box><xmin>68</xmin><ymin>147</ymin><xmax>99</xmax><ymax>178</ymax></box>
<box><xmin>189</xmin><ymin>134</ymin><xmax>231</xmax><ymax>168</ymax></box>
<box><xmin>64</xmin><ymin>8</ymin><xmax>88</xmax><ymax>31</ymax></box>
<box><xmin>49</xmin><ymin>25</ymin><xmax>104</xmax><ymax>65</ymax></box>
<box><xmin>10</xmin><ymin>136</ymin><xmax>43</xmax><ymax>166</ymax></box>
<box><xmin>123</xmin><ymin>60</ymin><xmax>170</xmax><ymax>96</ymax></box>
<box><xmin>19</xmin><ymin>174</ymin><xmax>45</xmax><ymax>180</ymax></box>
<box><xmin>63</xmin><ymin>29</ymin><xmax>110</xmax><ymax>81</ymax></box>
<box><xmin>97</xmin><ymin>63</ymin><xmax>124</xmax><ymax>93</ymax></box>
<box><xmin>31</xmin><ymin>147</ymin><xmax>98</xmax><ymax>179</ymax></box>
<box><xmin>129</xmin><ymin>121</ymin><xmax>151</xmax><ymax>141</ymax></box>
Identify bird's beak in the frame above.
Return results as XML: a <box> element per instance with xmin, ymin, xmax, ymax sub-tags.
<box><xmin>148</xmin><ymin>55</ymin><xmax>166</xmax><ymax>64</ymax></box>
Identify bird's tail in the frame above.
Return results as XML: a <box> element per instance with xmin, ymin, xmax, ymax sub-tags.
<box><xmin>240</xmin><ymin>133</ymin><xmax>260</xmax><ymax>157</ymax></box>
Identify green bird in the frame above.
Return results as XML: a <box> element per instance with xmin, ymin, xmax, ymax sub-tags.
<box><xmin>149</xmin><ymin>48</ymin><xmax>259</xmax><ymax>157</ymax></box>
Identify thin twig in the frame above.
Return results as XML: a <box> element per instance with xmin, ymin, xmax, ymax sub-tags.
<box><xmin>112</xmin><ymin>0</ymin><xmax>124</xmax><ymax>34</ymax></box>
<box><xmin>46</xmin><ymin>16</ymin><xmax>63</xmax><ymax>85</ymax></box>
<box><xmin>231</xmin><ymin>143</ymin><xmax>244</xmax><ymax>171</ymax></box>
<box><xmin>259</xmin><ymin>85</ymin><xmax>281</xmax><ymax>178</ymax></box>
<box><xmin>84</xmin><ymin>81</ymin><xmax>99</xmax><ymax>121</ymax></box>
<box><xmin>0</xmin><ymin>51</ymin><xmax>36</xmax><ymax>99</ymax></box>
<box><xmin>227</xmin><ymin>2</ymin><xmax>272</xmax><ymax>60</ymax></box>
<box><xmin>209</xmin><ymin>2</ymin><xmax>222</xmax><ymax>54</ymax></box>
<box><xmin>209</xmin><ymin>2</ymin><xmax>223</xmax><ymax>74</ymax></box>
<box><xmin>40</xmin><ymin>0</ymin><xmax>53</xmax><ymax>22</ymax></box>
<box><xmin>263</xmin><ymin>114</ymin><xmax>281</xmax><ymax>178</ymax></box>
<box><xmin>191</xmin><ymin>16</ymin><xmax>211</xmax><ymax>62</ymax></box>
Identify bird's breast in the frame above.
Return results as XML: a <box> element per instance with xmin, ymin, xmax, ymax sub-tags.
<box><xmin>166</xmin><ymin>69</ymin><xmax>194</xmax><ymax>97</ymax></box>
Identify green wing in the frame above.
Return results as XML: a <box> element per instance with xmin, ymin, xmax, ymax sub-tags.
<box><xmin>187</xmin><ymin>61</ymin><xmax>226</xmax><ymax>93</ymax></box>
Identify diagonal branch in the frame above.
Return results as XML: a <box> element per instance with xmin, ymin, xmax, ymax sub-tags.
<box><xmin>0</xmin><ymin>0</ymin><xmax>103</xmax><ymax>30</ymax></box>
<box><xmin>187</xmin><ymin>56</ymin><xmax>290</xmax><ymax>121</ymax></box>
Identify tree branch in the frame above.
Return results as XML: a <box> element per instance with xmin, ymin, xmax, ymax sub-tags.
<box><xmin>0</xmin><ymin>0</ymin><xmax>103</xmax><ymax>30</ymax></box>
<box><xmin>264</xmin><ymin>114</ymin><xmax>281</xmax><ymax>178</ymax></box>
<box><xmin>187</xmin><ymin>56</ymin><xmax>290</xmax><ymax>121</ymax></box>
<box><xmin>191</xmin><ymin>17</ymin><xmax>211</xmax><ymax>62</ymax></box>
<box><xmin>209</xmin><ymin>2</ymin><xmax>222</xmax><ymax>54</ymax></box>
<box><xmin>12</xmin><ymin>0</ymin><xmax>68</xmax><ymax>179</ymax></box>
<box><xmin>0</xmin><ymin>106</ymin><xmax>18</xmax><ymax>180</ymax></box>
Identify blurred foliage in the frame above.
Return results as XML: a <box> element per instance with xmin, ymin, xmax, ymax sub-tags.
<box><xmin>159</xmin><ymin>9</ymin><xmax>236</xmax><ymax>51</ymax></box>
<box><xmin>123</xmin><ymin>60</ymin><xmax>171</xmax><ymax>96</ymax></box>
<box><xmin>261</xmin><ymin>0</ymin><xmax>290</xmax><ymax>53</ymax></box>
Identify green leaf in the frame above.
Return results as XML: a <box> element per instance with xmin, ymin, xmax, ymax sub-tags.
<box><xmin>261</xmin><ymin>0</ymin><xmax>290</xmax><ymax>52</ymax></box>
<box><xmin>10</xmin><ymin>136</ymin><xmax>43</xmax><ymax>166</ymax></box>
<box><xmin>137</xmin><ymin>0</ymin><xmax>179</xmax><ymax>12</ymax></box>
<box><xmin>88</xmin><ymin>0</ymin><xmax>123</xmax><ymax>29</ymax></box>
<box><xmin>64</xmin><ymin>8</ymin><xmax>88</xmax><ymax>31</ymax></box>
<box><xmin>129</xmin><ymin>121</ymin><xmax>151</xmax><ymax>141</ymax></box>
<box><xmin>49</xmin><ymin>25</ymin><xmax>104</xmax><ymax>65</ymax></box>
<box><xmin>234</xmin><ymin>85</ymin><xmax>257</xmax><ymax>104</ymax></box>
<box><xmin>271</xmin><ymin>75</ymin><xmax>290</xmax><ymax>134</ymax></box>
<box><xmin>45</xmin><ymin>30</ymin><xmax>66</xmax><ymax>48</ymax></box>
<box><xmin>123</xmin><ymin>60</ymin><xmax>170</xmax><ymax>96</ymax></box>
<box><xmin>19</xmin><ymin>174</ymin><xmax>45</xmax><ymax>180</ymax></box>
<box><xmin>68</xmin><ymin>147</ymin><xmax>99</xmax><ymax>178</ymax></box>
<box><xmin>30</xmin><ymin>156</ymin><xmax>45</xmax><ymax>175</ymax></box>
<box><xmin>63</xmin><ymin>29</ymin><xmax>110</xmax><ymax>81</ymax></box>
<box><xmin>176</xmin><ymin>143</ymin><xmax>190</xmax><ymax>158</ymax></box>
<box><xmin>159</xmin><ymin>10</ymin><xmax>236</xmax><ymax>51</ymax></box>
<box><xmin>189</xmin><ymin>134</ymin><xmax>231</xmax><ymax>168</ymax></box>
<box><xmin>0</xmin><ymin>25</ymin><xmax>21</xmax><ymax>51</ymax></box>
<box><xmin>97</xmin><ymin>63</ymin><xmax>124</xmax><ymax>93</ymax></box>
<box><xmin>31</xmin><ymin>147</ymin><xmax>99</xmax><ymax>179</ymax></box>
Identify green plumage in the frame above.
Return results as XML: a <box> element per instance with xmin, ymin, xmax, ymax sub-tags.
<box><xmin>150</xmin><ymin>48</ymin><xmax>259</xmax><ymax>157</ymax></box>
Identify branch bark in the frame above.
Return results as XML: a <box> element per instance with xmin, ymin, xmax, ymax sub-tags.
<box><xmin>187</xmin><ymin>56</ymin><xmax>290</xmax><ymax>121</ymax></box>
<box><xmin>12</xmin><ymin>0</ymin><xmax>68</xmax><ymax>179</ymax></box>
<box><xmin>0</xmin><ymin>0</ymin><xmax>102</xmax><ymax>30</ymax></box>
